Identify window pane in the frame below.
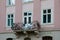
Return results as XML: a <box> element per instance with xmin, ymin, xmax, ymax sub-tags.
<box><xmin>11</xmin><ymin>0</ymin><xmax>15</xmax><ymax>5</ymax></box>
<box><xmin>24</xmin><ymin>12</ymin><xmax>27</xmax><ymax>16</ymax></box>
<box><xmin>24</xmin><ymin>37</ymin><xmax>31</xmax><ymax>40</ymax></box>
<box><xmin>28</xmin><ymin>17</ymin><xmax>31</xmax><ymax>23</ymax></box>
<box><xmin>8</xmin><ymin>15</ymin><xmax>10</xmax><ymax>18</ymax></box>
<box><xmin>42</xmin><ymin>36</ymin><xmax>52</xmax><ymax>40</ymax></box>
<box><xmin>7</xmin><ymin>38</ymin><xmax>13</xmax><ymax>40</ymax></box>
<box><xmin>48</xmin><ymin>14</ymin><xmax>51</xmax><ymax>23</ymax></box>
<box><xmin>43</xmin><ymin>15</ymin><xmax>46</xmax><ymax>23</ymax></box>
<box><xmin>11</xmin><ymin>14</ymin><xmax>13</xmax><ymax>17</ymax></box>
<box><xmin>8</xmin><ymin>19</ymin><xmax>10</xmax><ymax>26</ymax></box>
<box><xmin>28</xmin><ymin>13</ymin><xmax>31</xmax><ymax>16</ymax></box>
<box><xmin>11</xmin><ymin>19</ymin><xmax>13</xmax><ymax>26</ymax></box>
<box><xmin>8</xmin><ymin>0</ymin><xmax>15</xmax><ymax>5</ymax></box>
<box><xmin>9</xmin><ymin>0</ymin><xmax>11</xmax><ymax>5</ymax></box>
<box><xmin>43</xmin><ymin>10</ymin><xmax>46</xmax><ymax>13</ymax></box>
<box><xmin>48</xmin><ymin>9</ymin><xmax>51</xmax><ymax>13</ymax></box>
<box><xmin>24</xmin><ymin>17</ymin><xmax>27</xmax><ymax>24</ymax></box>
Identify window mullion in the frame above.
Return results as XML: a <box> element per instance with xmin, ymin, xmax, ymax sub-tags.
<box><xmin>46</xmin><ymin>13</ymin><xmax>48</xmax><ymax>23</ymax></box>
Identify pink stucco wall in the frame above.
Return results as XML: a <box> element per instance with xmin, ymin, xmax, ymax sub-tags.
<box><xmin>33</xmin><ymin>0</ymin><xmax>41</xmax><ymax>22</ymax></box>
<box><xmin>0</xmin><ymin>0</ymin><xmax>14</xmax><ymax>33</ymax></box>
<box><xmin>54</xmin><ymin>0</ymin><xmax>60</xmax><ymax>29</ymax></box>
<box><xmin>40</xmin><ymin>0</ymin><xmax>60</xmax><ymax>31</ymax></box>
<box><xmin>0</xmin><ymin>0</ymin><xmax>7</xmax><ymax>33</ymax></box>
<box><xmin>43</xmin><ymin>0</ymin><xmax>60</xmax><ymax>31</ymax></box>
<box><xmin>15</xmin><ymin>0</ymin><xmax>22</xmax><ymax>23</ymax></box>
<box><xmin>0</xmin><ymin>0</ymin><xmax>60</xmax><ymax>33</ymax></box>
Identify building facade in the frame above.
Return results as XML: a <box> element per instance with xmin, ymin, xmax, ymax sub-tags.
<box><xmin>0</xmin><ymin>0</ymin><xmax>60</xmax><ymax>40</ymax></box>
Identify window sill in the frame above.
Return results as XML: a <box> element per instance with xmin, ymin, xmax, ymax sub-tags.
<box><xmin>6</xmin><ymin>5</ymin><xmax>15</xmax><ymax>7</ymax></box>
<box><xmin>41</xmin><ymin>23</ymin><xmax>54</xmax><ymax>25</ymax></box>
<box><xmin>41</xmin><ymin>24</ymin><xmax>55</xmax><ymax>28</ymax></box>
<box><xmin>6</xmin><ymin>26</ymin><xmax>11</xmax><ymax>30</ymax></box>
<box><xmin>23</xmin><ymin>1</ymin><xmax>33</xmax><ymax>4</ymax></box>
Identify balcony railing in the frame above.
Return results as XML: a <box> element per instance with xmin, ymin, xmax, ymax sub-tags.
<box><xmin>11</xmin><ymin>21</ymin><xmax>41</xmax><ymax>38</ymax></box>
<box><xmin>11</xmin><ymin>21</ymin><xmax>40</xmax><ymax>31</ymax></box>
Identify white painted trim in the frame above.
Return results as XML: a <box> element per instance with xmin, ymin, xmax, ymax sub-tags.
<box><xmin>22</xmin><ymin>11</ymin><xmax>33</xmax><ymax>24</ymax></box>
<box><xmin>41</xmin><ymin>9</ymin><xmax>54</xmax><ymax>25</ymax></box>
<box><xmin>22</xmin><ymin>0</ymin><xmax>33</xmax><ymax>3</ymax></box>
<box><xmin>6</xmin><ymin>13</ymin><xmax>15</xmax><ymax>29</ymax></box>
<box><xmin>6</xmin><ymin>0</ymin><xmax>15</xmax><ymax>6</ymax></box>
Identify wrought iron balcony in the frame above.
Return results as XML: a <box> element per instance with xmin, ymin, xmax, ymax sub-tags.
<box><xmin>11</xmin><ymin>21</ymin><xmax>40</xmax><ymax>32</ymax></box>
<box><xmin>11</xmin><ymin>21</ymin><xmax>41</xmax><ymax>38</ymax></box>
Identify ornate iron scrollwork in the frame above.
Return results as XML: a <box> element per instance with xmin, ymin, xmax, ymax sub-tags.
<box><xmin>11</xmin><ymin>21</ymin><xmax>41</xmax><ymax>38</ymax></box>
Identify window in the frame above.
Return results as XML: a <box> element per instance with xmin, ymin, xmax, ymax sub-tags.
<box><xmin>42</xmin><ymin>36</ymin><xmax>52</xmax><ymax>40</ymax></box>
<box><xmin>24</xmin><ymin>37</ymin><xmax>31</xmax><ymax>40</ymax></box>
<box><xmin>41</xmin><ymin>9</ymin><xmax>53</xmax><ymax>24</ymax></box>
<box><xmin>9</xmin><ymin>0</ymin><xmax>11</xmax><ymax>5</ymax></box>
<box><xmin>7</xmin><ymin>38</ymin><xmax>13</xmax><ymax>40</ymax></box>
<box><xmin>7</xmin><ymin>0</ymin><xmax>15</xmax><ymax>6</ymax></box>
<box><xmin>7</xmin><ymin>14</ymin><xmax>14</xmax><ymax>27</ymax></box>
<box><xmin>23</xmin><ymin>12</ymin><xmax>32</xmax><ymax>25</ymax></box>
<box><xmin>23</xmin><ymin>0</ymin><xmax>33</xmax><ymax>2</ymax></box>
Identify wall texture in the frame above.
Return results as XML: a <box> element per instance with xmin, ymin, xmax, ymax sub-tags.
<box><xmin>0</xmin><ymin>0</ymin><xmax>60</xmax><ymax>33</ymax></box>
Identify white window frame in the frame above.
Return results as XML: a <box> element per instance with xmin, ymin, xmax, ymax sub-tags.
<box><xmin>6</xmin><ymin>13</ymin><xmax>15</xmax><ymax>28</ymax></box>
<box><xmin>41</xmin><ymin>9</ymin><xmax>54</xmax><ymax>25</ymax></box>
<box><xmin>6</xmin><ymin>0</ymin><xmax>15</xmax><ymax>6</ymax></box>
<box><xmin>23</xmin><ymin>0</ymin><xmax>33</xmax><ymax>3</ymax></box>
<box><xmin>23</xmin><ymin>12</ymin><xmax>33</xmax><ymax>25</ymax></box>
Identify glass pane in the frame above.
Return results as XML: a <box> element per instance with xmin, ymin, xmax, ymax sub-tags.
<box><xmin>43</xmin><ymin>10</ymin><xmax>46</xmax><ymax>14</ymax></box>
<box><xmin>48</xmin><ymin>9</ymin><xmax>51</xmax><ymax>13</ymax></box>
<box><xmin>42</xmin><ymin>36</ymin><xmax>52</xmax><ymax>40</ymax></box>
<box><xmin>43</xmin><ymin>15</ymin><xmax>46</xmax><ymax>23</ymax></box>
<box><xmin>7</xmin><ymin>38</ymin><xmax>13</xmax><ymax>40</ymax></box>
<box><xmin>9</xmin><ymin>0</ymin><xmax>11</xmax><ymax>5</ymax></box>
<box><xmin>24</xmin><ymin>37</ymin><xmax>31</xmax><ymax>40</ymax></box>
<box><xmin>48</xmin><ymin>14</ymin><xmax>51</xmax><ymax>23</ymax></box>
<box><xmin>8</xmin><ymin>19</ymin><xmax>10</xmax><ymax>26</ymax></box>
<box><xmin>24</xmin><ymin>17</ymin><xmax>27</xmax><ymax>24</ymax></box>
<box><xmin>8</xmin><ymin>15</ymin><xmax>10</xmax><ymax>18</ymax></box>
<box><xmin>28</xmin><ymin>17</ymin><xmax>31</xmax><ymax>23</ymax></box>
<box><xmin>24</xmin><ymin>12</ymin><xmax>27</xmax><ymax>16</ymax></box>
<box><xmin>11</xmin><ymin>14</ymin><xmax>13</xmax><ymax>17</ymax></box>
<box><xmin>11</xmin><ymin>0</ymin><xmax>15</xmax><ymax>5</ymax></box>
<box><xmin>28</xmin><ymin>13</ymin><xmax>31</xmax><ymax>15</ymax></box>
<box><xmin>11</xmin><ymin>19</ymin><xmax>13</xmax><ymax>26</ymax></box>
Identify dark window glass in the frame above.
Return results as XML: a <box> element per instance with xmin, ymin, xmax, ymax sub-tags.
<box><xmin>8</xmin><ymin>19</ymin><xmax>10</xmax><ymax>26</ymax></box>
<box><xmin>24</xmin><ymin>37</ymin><xmax>31</xmax><ymax>40</ymax></box>
<box><xmin>11</xmin><ymin>14</ymin><xmax>13</xmax><ymax>17</ymax></box>
<box><xmin>7</xmin><ymin>38</ymin><xmax>13</xmax><ymax>40</ymax></box>
<box><xmin>28</xmin><ymin>13</ymin><xmax>31</xmax><ymax>15</ymax></box>
<box><xmin>48</xmin><ymin>9</ymin><xmax>51</xmax><ymax>13</ymax></box>
<box><xmin>28</xmin><ymin>17</ymin><xmax>31</xmax><ymax>23</ymax></box>
<box><xmin>9</xmin><ymin>0</ymin><xmax>11</xmax><ymax>5</ymax></box>
<box><xmin>11</xmin><ymin>19</ymin><xmax>13</xmax><ymax>26</ymax></box>
<box><xmin>24</xmin><ymin>17</ymin><xmax>27</xmax><ymax>24</ymax></box>
<box><xmin>24</xmin><ymin>12</ymin><xmax>27</xmax><ymax>16</ymax></box>
<box><xmin>43</xmin><ymin>15</ymin><xmax>46</xmax><ymax>23</ymax></box>
<box><xmin>8</xmin><ymin>15</ymin><xmax>10</xmax><ymax>18</ymax></box>
<box><xmin>42</xmin><ymin>36</ymin><xmax>52</xmax><ymax>40</ymax></box>
<box><xmin>43</xmin><ymin>10</ymin><xmax>46</xmax><ymax>13</ymax></box>
<box><xmin>48</xmin><ymin>14</ymin><xmax>51</xmax><ymax>23</ymax></box>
